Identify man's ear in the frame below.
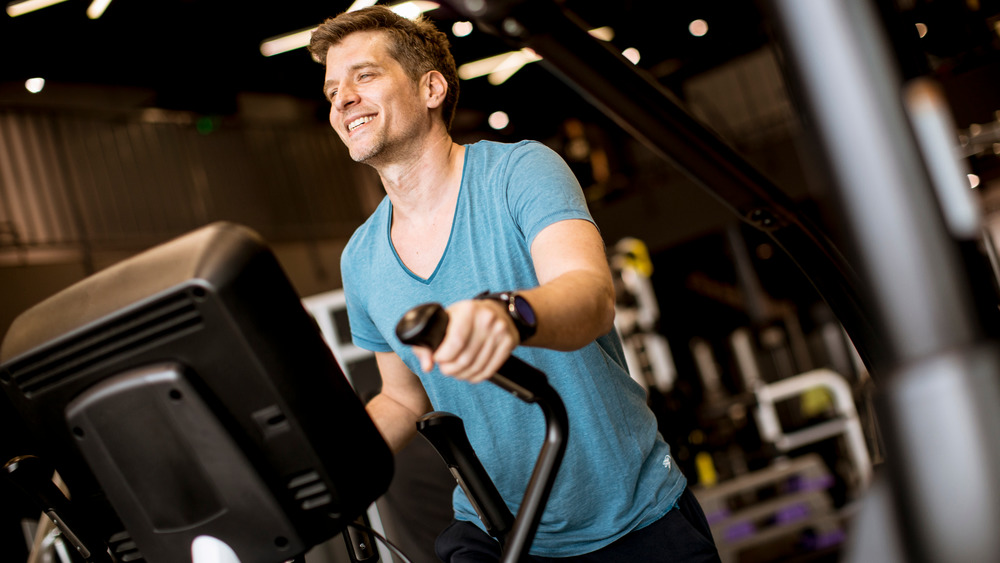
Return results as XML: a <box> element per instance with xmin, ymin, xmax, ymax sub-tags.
<box><xmin>423</xmin><ymin>70</ymin><xmax>447</xmax><ymax>110</ymax></box>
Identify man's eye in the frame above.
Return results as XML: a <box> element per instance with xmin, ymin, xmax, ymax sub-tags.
<box><xmin>328</xmin><ymin>91</ymin><xmax>337</xmax><ymax>100</ymax></box>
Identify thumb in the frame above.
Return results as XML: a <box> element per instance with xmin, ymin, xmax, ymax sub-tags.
<box><xmin>413</xmin><ymin>346</ymin><xmax>435</xmax><ymax>372</ymax></box>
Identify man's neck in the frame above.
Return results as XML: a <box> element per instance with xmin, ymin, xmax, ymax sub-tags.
<box><xmin>377</xmin><ymin>129</ymin><xmax>465</xmax><ymax>225</ymax></box>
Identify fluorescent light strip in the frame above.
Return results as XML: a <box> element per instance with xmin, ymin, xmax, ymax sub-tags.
<box><xmin>260</xmin><ymin>27</ymin><xmax>317</xmax><ymax>57</ymax></box>
<box><xmin>6</xmin><ymin>0</ymin><xmax>69</xmax><ymax>17</ymax></box>
<box><xmin>260</xmin><ymin>2</ymin><xmax>439</xmax><ymax>57</ymax></box>
<box><xmin>460</xmin><ymin>26</ymin><xmax>611</xmax><ymax>83</ymax></box>
<box><xmin>458</xmin><ymin>48</ymin><xmax>542</xmax><ymax>84</ymax></box>
<box><xmin>588</xmin><ymin>26</ymin><xmax>614</xmax><ymax>41</ymax></box>
<box><xmin>86</xmin><ymin>0</ymin><xmax>111</xmax><ymax>19</ymax></box>
<box><xmin>346</xmin><ymin>0</ymin><xmax>378</xmax><ymax>12</ymax></box>
<box><xmin>488</xmin><ymin>49</ymin><xmax>541</xmax><ymax>85</ymax></box>
<box><xmin>347</xmin><ymin>0</ymin><xmax>438</xmax><ymax>14</ymax></box>
<box><xmin>390</xmin><ymin>1</ymin><xmax>438</xmax><ymax>19</ymax></box>
<box><xmin>458</xmin><ymin>49</ymin><xmax>533</xmax><ymax>80</ymax></box>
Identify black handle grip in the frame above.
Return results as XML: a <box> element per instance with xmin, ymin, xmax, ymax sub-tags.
<box><xmin>396</xmin><ymin>302</ymin><xmax>450</xmax><ymax>350</ymax></box>
<box><xmin>395</xmin><ymin>303</ymin><xmax>549</xmax><ymax>403</ymax></box>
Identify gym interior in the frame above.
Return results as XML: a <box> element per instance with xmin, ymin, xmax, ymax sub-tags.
<box><xmin>3</xmin><ymin>0</ymin><xmax>1000</xmax><ymax>561</ymax></box>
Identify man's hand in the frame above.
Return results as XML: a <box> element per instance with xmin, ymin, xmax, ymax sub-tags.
<box><xmin>412</xmin><ymin>299</ymin><xmax>518</xmax><ymax>383</ymax></box>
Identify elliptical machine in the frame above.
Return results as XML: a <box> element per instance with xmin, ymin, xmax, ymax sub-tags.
<box><xmin>1</xmin><ymin>223</ymin><xmax>569</xmax><ymax>563</ymax></box>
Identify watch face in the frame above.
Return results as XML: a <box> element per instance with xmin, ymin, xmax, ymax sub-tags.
<box><xmin>512</xmin><ymin>295</ymin><xmax>536</xmax><ymax>326</ymax></box>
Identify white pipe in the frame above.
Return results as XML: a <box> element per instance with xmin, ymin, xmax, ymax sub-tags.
<box><xmin>756</xmin><ymin>369</ymin><xmax>873</xmax><ymax>489</ymax></box>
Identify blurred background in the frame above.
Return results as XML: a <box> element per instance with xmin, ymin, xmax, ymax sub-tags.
<box><xmin>2</xmin><ymin>0</ymin><xmax>1000</xmax><ymax>561</ymax></box>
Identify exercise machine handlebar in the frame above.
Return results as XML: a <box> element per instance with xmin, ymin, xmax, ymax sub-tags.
<box><xmin>396</xmin><ymin>303</ymin><xmax>569</xmax><ymax>562</ymax></box>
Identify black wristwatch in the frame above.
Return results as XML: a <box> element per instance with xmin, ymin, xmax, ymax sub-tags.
<box><xmin>475</xmin><ymin>290</ymin><xmax>537</xmax><ymax>343</ymax></box>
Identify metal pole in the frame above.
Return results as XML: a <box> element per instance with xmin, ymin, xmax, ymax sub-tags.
<box><xmin>768</xmin><ymin>0</ymin><xmax>1000</xmax><ymax>560</ymax></box>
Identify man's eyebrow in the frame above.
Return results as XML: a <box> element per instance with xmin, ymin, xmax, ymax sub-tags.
<box><xmin>322</xmin><ymin>62</ymin><xmax>382</xmax><ymax>95</ymax></box>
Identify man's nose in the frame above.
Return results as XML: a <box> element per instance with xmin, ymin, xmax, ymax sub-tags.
<box><xmin>334</xmin><ymin>85</ymin><xmax>358</xmax><ymax>112</ymax></box>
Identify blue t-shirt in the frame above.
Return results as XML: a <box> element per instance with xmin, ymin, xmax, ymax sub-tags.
<box><xmin>340</xmin><ymin>140</ymin><xmax>686</xmax><ymax>557</ymax></box>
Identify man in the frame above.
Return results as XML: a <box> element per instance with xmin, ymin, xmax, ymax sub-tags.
<box><xmin>308</xmin><ymin>6</ymin><xmax>719</xmax><ymax>561</ymax></box>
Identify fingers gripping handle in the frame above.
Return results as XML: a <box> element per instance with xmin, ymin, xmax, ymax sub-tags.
<box><xmin>395</xmin><ymin>303</ymin><xmax>545</xmax><ymax>402</ymax></box>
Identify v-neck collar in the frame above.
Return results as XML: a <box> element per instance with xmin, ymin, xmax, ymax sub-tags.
<box><xmin>386</xmin><ymin>145</ymin><xmax>471</xmax><ymax>284</ymax></box>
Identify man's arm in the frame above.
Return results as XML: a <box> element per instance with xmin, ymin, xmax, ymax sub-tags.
<box><xmin>521</xmin><ymin>218</ymin><xmax>616</xmax><ymax>349</ymax></box>
<box><xmin>366</xmin><ymin>351</ymin><xmax>433</xmax><ymax>453</ymax></box>
<box><xmin>416</xmin><ymin>218</ymin><xmax>615</xmax><ymax>382</ymax></box>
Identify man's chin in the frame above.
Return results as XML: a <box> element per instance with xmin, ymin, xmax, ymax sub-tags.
<box><xmin>350</xmin><ymin>145</ymin><xmax>386</xmax><ymax>165</ymax></box>
<box><xmin>349</xmin><ymin>148</ymin><xmax>372</xmax><ymax>163</ymax></box>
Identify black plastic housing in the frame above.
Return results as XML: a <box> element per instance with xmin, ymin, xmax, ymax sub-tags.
<box><xmin>0</xmin><ymin>222</ymin><xmax>393</xmax><ymax>563</ymax></box>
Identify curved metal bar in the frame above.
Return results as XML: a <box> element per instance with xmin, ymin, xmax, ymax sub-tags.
<box><xmin>494</xmin><ymin>364</ymin><xmax>568</xmax><ymax>563</ymax></box>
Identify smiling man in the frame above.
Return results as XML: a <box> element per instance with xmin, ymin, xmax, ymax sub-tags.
<box><xmin>308</xmin><ymin>6</ymin><xmax>720</xmax><ymax>562</ymax></box>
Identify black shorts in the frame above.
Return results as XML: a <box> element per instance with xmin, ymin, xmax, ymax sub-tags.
<box><xmin>435</xmin><ymin>487</ymin><xmax>721</xmax><ymax>562</ymax></box>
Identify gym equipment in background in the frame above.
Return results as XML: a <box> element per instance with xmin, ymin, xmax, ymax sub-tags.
<box><xmin>610</xmin><ymin>237</ymin><xmax>678</xmax><ymax>395</ymax></box>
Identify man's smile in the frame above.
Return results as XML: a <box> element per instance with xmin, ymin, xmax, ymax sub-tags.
<box><xmin>348</xmin><ymin>115</ymin><xmax>375</xmax><ymax>132</ymax></box>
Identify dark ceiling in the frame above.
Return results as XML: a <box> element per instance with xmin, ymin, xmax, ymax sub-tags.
<box><xmin>1</xmin><ymin>0</ymin><xmax>1000</xmax><ymax>140</ymax></box>
<box><xmin>0</xmin><ymin>0</ymin><xmax>770</xmax><ymax>135</ymax></box>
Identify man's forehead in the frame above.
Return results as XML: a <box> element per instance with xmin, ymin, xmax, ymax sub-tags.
<box><xmin>326</xmin><ymin>30</ymin><xmax>391</xmax><ymax>62</ymax></box>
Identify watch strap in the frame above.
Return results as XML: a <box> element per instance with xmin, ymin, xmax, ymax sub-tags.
<box><xmin>474</xmin><ymin>291</ymin><xmax>537</xmax><ymax>342</ymax></box>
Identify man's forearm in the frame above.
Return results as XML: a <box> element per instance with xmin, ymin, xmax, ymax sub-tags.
<box><xmin>521</xmin><ymin>269</ymin><xmax>616</xmax><ymax>351</ymax></box>
<box><xmin>365</xmin><ymin>393</ymin><xmax>421</xmax><ymax>453</ymax></box>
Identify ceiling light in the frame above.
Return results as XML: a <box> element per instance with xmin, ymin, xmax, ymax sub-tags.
<box><xmin>86</xmin><ymin>0</ymin><xmax>110</xmax><ymax>19</ymax></box>
<box><xmin>24</xmin><ymin>77</ymin><xmax>44</xmax><ymax>93</ymax></box>
<box><xmin>487</xmin><ymin>50</ymin><xmax>541</xmax><ymax>85</ymax></box>
<box><xmin>622</xmin><ymin>47</ymin><xmax>640</xmax><ymax>64</ymax></box>
<box><xmin>458</xmin><ymin>25</ymin><xmax>614</xmax><ymax>84</ymax></box>
<box><xmin>345</xmin><ymin>0</ymin><xmax>378</xmax><ymax>11</ymax></box>
<box><xmin>915</xmin><ymin>22</ymin><xmax>928</xmax><ymax>38</ymax></box>
<box><xmin>262</xmin><ymin>1</ymin><xmax>439</xmax><ymax>57</ymax></box>
<box><xmin>458</xmin><ymin>48</ymin><xmax>541</xmax><ymax>82</ymax></box>
<box><xmin>390</xmin><ymin>1</ymin><xmax>438</xmax><ymax>19</ymax></box>
<box><xmin>588</xmin><ymin>26</ymin><xmax>614</xmax><ymax>41</ymax></box>
<box><xmin>6</xmin><ymin>0</ymin><xmax>69</xmax><ymax>17</ymax></box>
<box><xmin>688</xmin><ymin>19</ymin><xmax>708</xmax><ymax>37</ymax></box>
<box><xmin>260</xmin><ymin>27</ymin><xmax>316</xmax><ymax>57</ymax></box>
<box><xmin>458</xmin><ymin>52</ymin><xmax>514</xmax><ymax>80</ymax></box>
<box><xmin>452</xmin><ymin>20</ymin><xmax>473</xmax><ymax>37</ymax></box>
<box><xmin>969</xmin><ymin>174</ymin><xmax>981</xmax><ymax>189</ymax></box>
<box><xmin>346</xmin><ymin>0</ymin><xmax>437</xmax><ymax>17</ymax></box>
<box><xmin>488</xmin><ymin>111</ymin><xmax>509</xmax><ymax>130</ymax></box>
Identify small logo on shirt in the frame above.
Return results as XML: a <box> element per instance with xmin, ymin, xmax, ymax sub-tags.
<box><xmin>663</xmin><ymin>455</ymin><xmax>671</xmax><ymax>470</ymax></box>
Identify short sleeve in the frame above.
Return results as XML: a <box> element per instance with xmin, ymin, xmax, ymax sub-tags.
<box><xmin>340</xmin><ymin>240</ymin><xmax>393</xmax><ymax>352</ymax></box>
<box><xmin>504</xmin><ymin>141</ymin><xmax>596</xmax><ymax>247</ymax></box>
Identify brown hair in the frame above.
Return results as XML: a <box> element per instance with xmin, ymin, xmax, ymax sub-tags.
<box><xmin>309</xmin><ymin>6</ymin><xmax>460</xmax><ymax>130</ymax></box>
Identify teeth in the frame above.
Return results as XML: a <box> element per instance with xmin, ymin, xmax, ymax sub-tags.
<box><xmin>348</xmin><ymin>116</ymin><xmax>373</xmax><ymax>131</ymax></box>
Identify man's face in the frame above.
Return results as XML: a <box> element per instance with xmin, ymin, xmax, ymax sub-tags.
<box><xmin>323</xmin><ymin>31</ymin><xmax>426</xmax><ymax>164</ymax></box>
